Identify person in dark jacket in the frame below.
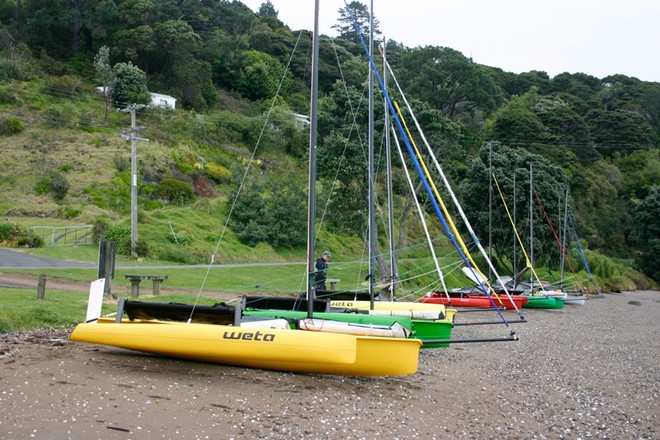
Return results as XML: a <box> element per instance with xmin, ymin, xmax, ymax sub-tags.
<box><xmin>314</xmin><ymin>250</ymin><xmax>331</xmax><ymax>290</ymax></box>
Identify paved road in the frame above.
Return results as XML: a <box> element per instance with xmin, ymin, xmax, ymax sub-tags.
<box><xmin>0</xmin><ymin>248</ymin><xmax>95</xmax><ymax>269</ymax></box>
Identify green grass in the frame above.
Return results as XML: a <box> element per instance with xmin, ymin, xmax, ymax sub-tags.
<box><xmin>0</xmin><ymin>288</ymin><xmax>102</xmax><ymax>333</ymax></box>
<box><xmin>20</xmin><ymin>244</ymin><xmax>100</xmax><ymax>262</ymax></box>
<box><xmin>0</xmin><ymin>288</ymin><xmax>228</xmax><ymax>334</ymax></box>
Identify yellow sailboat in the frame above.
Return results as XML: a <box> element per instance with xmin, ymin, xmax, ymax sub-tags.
<box><xmin>70</xmin><ymin>318</ymin><xmax>421</xmax><ymax>376</ymax></box>
<box><xmin>69</xmin><ymin>2</ymin><xmax>421</xmax><ymax>377</ymax></box>
<box><xmin>330</xmin><ymin>299</ymin><xmax>456</xmax><ymax>322</ymax></box>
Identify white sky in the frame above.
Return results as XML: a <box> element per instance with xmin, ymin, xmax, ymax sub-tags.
<box><xmin>240</xmin><ymin>0</ymin><xmax>660</xmax><ymax>83</ymax></box>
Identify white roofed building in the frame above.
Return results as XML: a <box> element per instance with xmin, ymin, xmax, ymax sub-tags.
<box><xmin>94</xmin><ymin>87</ymin><xmax>176</xmax><ymax>109</ymax></box>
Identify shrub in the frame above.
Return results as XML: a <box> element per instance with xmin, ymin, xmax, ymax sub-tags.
<box><xmin>194</xmin><ymin>198</ymin><xmax>212</xmax><ymax>213</ymax></box>
<box><xmin>93</xmin><ymin>216</ymin><xmax>111</xmax><ymax>242</ymax></box>
<box><xmin>34</xmin><ymin>172</ymin><xmax>70</xmax><ymax>201</ymax></box>
<box><xmin>0</xmin><ymin>59</ymin><xmax>31</xmax><ymax>81</ymax></box>
<box><xmin>0</xmin><ymin>222</ymin><xmax>38</xmax><ymax>247</ymax></box>
<box><xmin>112</xmin><ymin>153</ymin><xmax>130</xmax><ymax>172</ymax></box>
<box><xmin>57</xmin><ymin>206</ymin><xmax>80</xmax><ymax>219</ymax></box>
<box><xmin>172</xmin><ymin>151</ymin><xmax>196</xmax><ymax>175</ymax></box>
<box><xmin>104</xmin><ymin>226</ymin><xmax>130</xmax><ymax>254</ymax></box>
<box><xmin>0</xmin><ymin>87</ymin><xmax>19</xmax><ymax>105</ymax></box>
<box><xmin>49</xmin><ymin>173</ymin><xmax>70</xmax><ymax>201</ymax></box>
<box><xmin>157</xmin><ymin>248</ymin><xmax>200</xmax><ymax>264</ymax></box>
<box><xmin>78</xmin><ymin>112</ymin><xmax>94</xmax><ymax>132</ymax></box>
<box><xmin>205</xmin><ymin>162</ymin><xmax>232</xmax><ymax>183</ymax></box>
<box><xmin>41</xmin><ymin>104</ymin><xmax>78</xmax><ymax>128</ymax></box>
<box><xmin>44</xmin><ymin>75</ymin><xmax>84</xmax><ymax>98</ymax></box>
<box><xmin>34</xmin><ymin>179</ymin><xmax>50</xmax><ymax>196</ymax></box>
<box><xmin>136</xmin><ymin>239</ymin><xmax>149</xmax><ymax>257</ymax></box>
<box><xmin>167</xmin><ymin>230</ymin><xmax>190</xmax><ymax>245</ymax></box>
<box><xmin>0</xmin><ymin>117</ymin><xmax>24</xmax><ymax>135</ymax></box>
<box><xmin>31</xmin><ymin>235</ymin><xmax>44</xmax><ymax>248</ymax></box>
<box><xmin>153</xmin><ymin>178</ymin><xmax>195</xmax><ymax>205</ymax></box>
<box><xmin>0</xmin><ymin>222</ymin><xmax>15</xmax><ymax>242</ymax></box>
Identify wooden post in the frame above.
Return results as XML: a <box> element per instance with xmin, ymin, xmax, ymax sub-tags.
<box><xmin>98</xmin><ymin>241</ymin><xmax>116</xmax><ymax>298</ymax></box>
<box><xmin>128</xmin><ymin>278</ymin><xmax>141</xmax><ymax>298</ymax></box>
<box><xmin>36</xmin><ymin>274</ymin><xmax>46</xmax><ymax>300</ymax></box>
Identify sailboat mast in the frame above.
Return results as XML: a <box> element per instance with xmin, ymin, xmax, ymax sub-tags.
<box><xmin>529</xmin><ymin>162</ymin><xmax>534</xmax><ymax>286</ymax></box>
<box><xmin>561</xmin><ymin>188</ymin><xmax>569</xmax><ymax>289</ymax></box>
<box><xmin>383</xmin><ymin>37</ymin><xmax>397</xmax><ymax>301</ymax></box>
<box><xmin>367</xmin><ymin>0</ymin><xmax>375</xmax><ymax>308</ymax></box>
<box><xmin>488</xmin><ymin>142</ymin><xmax>493</xmax><ymax>279</ymax></box>
<box><xmin>306</xmin><ymin>0</ymin><xmax>320</xmax><ymax>317</ymax></box>
<box><xmin>513</xmin><ymin>169</ymin><xmax>517</xmax><ymax>289</ymax></box>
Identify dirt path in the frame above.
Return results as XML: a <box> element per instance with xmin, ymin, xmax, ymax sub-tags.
<box><xmin>0</xmin><ymin>272</ymin><xmax>100</xmax><ymax>292</ymax></box>
<box><xmin>0</xmin><ymin>272</ymin><xmax>242</xmax><ymax>302</ymax></box>
<box><xmin>1</xmin><ymin>291</ymin><xmax>658</xmax><ymax>439</ymax></box>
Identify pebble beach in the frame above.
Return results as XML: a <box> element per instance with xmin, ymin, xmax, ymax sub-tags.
<box><xmin>1</xmin><ymin>290</ymin><xmax>658</xmax><ymax>439</ymax></box>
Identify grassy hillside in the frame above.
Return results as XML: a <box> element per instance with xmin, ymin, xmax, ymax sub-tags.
<box><xmin>0</xmin><ymin>78</ymin><xmax>655</xmax><ymax>294</ymax></box>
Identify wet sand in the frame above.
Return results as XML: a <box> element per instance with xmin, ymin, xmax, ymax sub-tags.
<box><xmin>1</xmin><ymin>291</ymin><xmax>658</xmax><ymax>439</ymax></box>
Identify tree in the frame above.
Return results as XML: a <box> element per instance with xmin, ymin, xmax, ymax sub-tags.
<box><xmin>630</xmin><ymin>186</ymin><xmax>660</xmax><ymax>282</ymax></box>
<box><xmin>110</xmin><ymin>61</ymin><xmax>150</xmax><ymax>106</ymax></box>
<box><xmin>585</xmin><ymin>108</ymin><xmax>656</xmax><ymax>155</ymax></box>
<box><xmin>230</xmin><ymin>175</ymin><xmax>307</xmax><ymax>249</ymax></box>
<box><xmin>569</xmin><ymin>159</ymin><xmax>630</xmax><ymax>255</ymax></box>
<box><xmin>257</xmin><ymin>1</ymin><xmax>277</xmax><ymax>18</ymax></box>
<box><xmin>202</xmin><ymin>29</ymin><xmax>249</xmax><ymax>90</ymax></box>
<box><xmin>459</xmin><ymin>142</ymin><xmax>570</xmax><ymax>279</ymax></box>
<box><xmin>94</xmin><ymin>45</ymin><xmax>112</xmax><ymax>122</ymax></box>
<box><xmin>332</xmin><ymin>1</ymin><xmax>380</xmax><ymax>44</ymax></box>
<box><xmin>117</xmin><ymin>0</ymin><xmax>157</xmax><ymax>27</ymax></box>
<box><xmin>236</xmin><ymin>50</ymin><xmax>291</xmax><ymax>100</ymax></box>
<box><xmin>396</xmin><ymin>46</ymin><xmax>504</xmax><ymax>127</ymax></box>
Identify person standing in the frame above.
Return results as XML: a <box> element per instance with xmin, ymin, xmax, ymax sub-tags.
<box><xmin>314</xmin><ymin>250</ymin><xmax>331</xmax><ymax>290</ymax></box>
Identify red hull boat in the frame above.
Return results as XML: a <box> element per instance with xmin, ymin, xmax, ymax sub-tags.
<box><xmin>420</xmin><ymin>292</ymin><xmax>528</xmax><ymax>309</ymax></box>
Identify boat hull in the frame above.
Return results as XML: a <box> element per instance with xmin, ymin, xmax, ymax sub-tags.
<box><xmin>330</xmin><ymin>300</ymin><xmax>446</xmax><ymax>314</ymax></box>
<box><xmin>245</xmin><ymin>310</ymin><xmax>454</xmax><ymax>348</ymax></box>
<box><xmin>420</xmin><ymin>294</ymin><xmax>527</xmax><ymax>309</ymax></box>
<box><xmin>563</xmin><ymin>295</ymin><xmax>586</xmax><ymax>305</ymax></box>
<box><xmin>70</xmin><ymin>321</ymin><xmax>421</xmax><ymax>376</ymax></box>
<box><xmin>522</xmin><ymin>296</ymin><xmax>565</xmax><ymax>309</ymax></box>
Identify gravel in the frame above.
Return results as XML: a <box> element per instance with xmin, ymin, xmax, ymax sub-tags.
<box><xmin>1</xmin><ymin>290</ymin><xmax>657</xmax><ymax>439</ymax></box>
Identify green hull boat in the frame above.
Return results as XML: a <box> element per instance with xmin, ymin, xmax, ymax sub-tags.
<box><xmin>522</xmin><ymin>296</ymin><xmax>565</xmax><ymax>309</ymax></box>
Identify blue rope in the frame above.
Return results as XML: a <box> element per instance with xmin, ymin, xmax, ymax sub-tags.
<box><xmin>567</xmin><ymin>212</ymin><xmax>601</xmax><ymax>293</ymax></box>
<box><xmin>342</xmin><ymin>1</ymin><xmax>513</xmax><ymax>331</ymax></box>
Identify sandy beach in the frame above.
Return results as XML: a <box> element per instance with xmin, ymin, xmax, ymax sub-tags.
<box><xmin>1</xmin><ymin>290</ymin><xmax>658</xmax><ymax>439</ymax></box>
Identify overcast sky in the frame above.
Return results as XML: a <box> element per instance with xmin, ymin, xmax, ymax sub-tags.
<box><xmin>240</xmin><ymin>0</ymin><xmax>660</xmax><ymax>83</ymax></box>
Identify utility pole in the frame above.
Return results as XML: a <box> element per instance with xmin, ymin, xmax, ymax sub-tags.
<box><xmin>119</xmin><ymin>104</ymin><xmax>148</xmax><ymax>258</ymax></box>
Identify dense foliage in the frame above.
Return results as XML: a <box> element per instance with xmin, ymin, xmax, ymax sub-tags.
<box><xmin>0</xmin><ymin>1</ymin><xmax>658</xmax><ymax>283</ymax></box>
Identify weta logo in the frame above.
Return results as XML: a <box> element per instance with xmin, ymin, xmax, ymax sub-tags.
<box><xmin>331</xmin><ymin>301</ymin><xmax>355</xmax><ymax>307</ymax></box>
<box><xmin>222</xmin><ymin>330</ymin><xmax>276</xmax><ymax>342</ymax></box>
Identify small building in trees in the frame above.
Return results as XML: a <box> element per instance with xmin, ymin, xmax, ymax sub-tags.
<box><xmin>95</xmin><ymin>87</ymin><xmax>177</xmax><ymax>109</ymax></box>
<box><xmin>292</xmin><ymin>112</ymin><xmax>310</xmax><ymax>130</ymax></box>
<box><xmin>149</xmin><ymin>92</ymin><xmax>177</xmax><ymax>109</ymax></box>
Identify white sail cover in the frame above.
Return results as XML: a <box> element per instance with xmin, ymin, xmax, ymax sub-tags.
<box><xmin>367</xmin><ymin>309</ymin><xmax>442</xmax><ymax>321</ymax></box>
<box><xmin>298</xmin><ymin>318</ymin><xmax>411</xmax><ymax>339</ymax></box>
